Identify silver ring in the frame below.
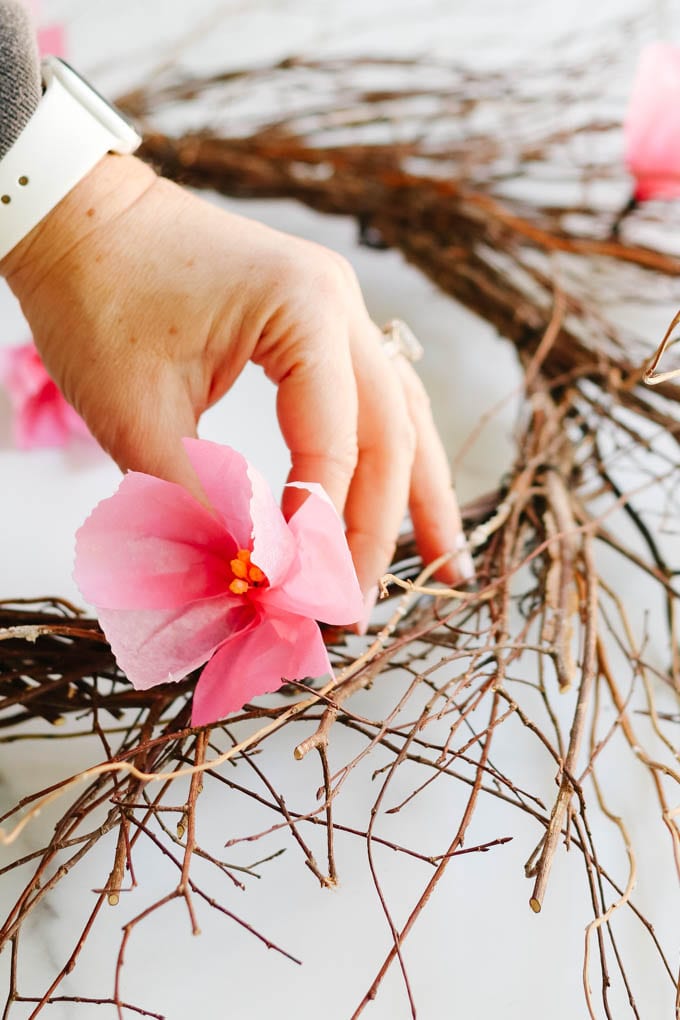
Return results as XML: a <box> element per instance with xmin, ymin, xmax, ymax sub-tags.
<box><xmin>380</xmin><ymin>319</ymin><xmax>424</xmax><ymax>364</ymax></box>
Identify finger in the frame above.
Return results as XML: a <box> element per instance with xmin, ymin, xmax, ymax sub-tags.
<box><xmin>270</xmin><ymin>324</ymin><xmax>359</xmax><ymax>521</ymax></box>
<box><xmin>343</xmin><ymin>325</ymin><xmax>416</xmax><ymax>594</ymax></box>
<box><xmin>80</xmin><ymin>364</ymin><xmax>203</xmax><ymax>500</ymax></box>
<box><xmin>393</xmin><ymin>357</ymin><xmax>473</xmax><ymax>584</ymax></box>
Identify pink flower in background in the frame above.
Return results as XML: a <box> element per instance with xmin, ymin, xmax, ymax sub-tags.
<box><xmin>74</xmin><ymin>439</ymin><xmax>363</xmax><ymax>726</ymax></box>
<box><xmin>28</xmin><ymin>0</ymin><xmax>66</xmax><ymax>56</ymax></box>
<box><xmin>625</xmin><ymin>43</ymin><xmax>680</xmax><ymax>200</ymax></box>
<box><xmin>0</xmin><ymin>342</ymin><xmax>91</xmax><ymax>449</ymax></box>
<box><xmin>37</xmin><ymin>24</ymin><xmax>65</xmax><ymax>55</ymax></box>
<box><xmin>0</xmin><ymin>15</ymin><xmax>68</xmax><ymax>449</ymax></box>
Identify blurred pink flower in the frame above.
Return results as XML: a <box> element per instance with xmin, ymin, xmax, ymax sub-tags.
<box><xmin>37</xmin><ymin>24</ymin><xmax>65</xmax><ymax>55</ymax></box>
<box><xmin>26</xmin><ymin>0</ymin><xmax>66</xmax><ymax>56</ymax></box>
<box><xmin>74</xmin><ymin>439</ymin><xmax>363</xmax><ymax>726</ymax></box>
<box><xmin>0</xmin><ymin>342</ymin><xmax>90</xmax><ymax>449</ymax></box>
<box><xmin>625</xmin><ymin>43</ymin><xmax>680</xmax><ymax>200</ymax></box>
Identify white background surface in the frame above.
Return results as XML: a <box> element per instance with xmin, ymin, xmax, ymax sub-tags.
<box><xmin>1</xmin><ymin>2</ymin><xmax>678</xmax><ymax>1019</ymax></box>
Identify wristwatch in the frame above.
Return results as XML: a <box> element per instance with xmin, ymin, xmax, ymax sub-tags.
<box><xmin>0</xmin><ymin>56</ymin><xmax>141</xmax><ymax>262</ymax></box>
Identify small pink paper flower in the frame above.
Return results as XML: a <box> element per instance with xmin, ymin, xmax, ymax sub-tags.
<box><xmin>37</xmin><ymin>24</ymin><xmax>66</xmax><ymax>56</ymax></box>
<box><xmin>625</xmin><ymin>43</ymin><xmax>680</xmax><ymax>200</ymax></box>
<box><xmin>74</xmin><ymin>439</ymin><xmax>364</xmax><ymax>726</ymax></box>
<box><xmin>0</xmin><ymin>342</ymin><xmax>90</xmax><ymax>449</ymax></box>
<box><xmin>27</xmin><ymin>0</ymin><xmax>66</xmax><ymax>57</ymax></box>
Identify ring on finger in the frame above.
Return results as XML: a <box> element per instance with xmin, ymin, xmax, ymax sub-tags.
<box><xmin>380</xmin><ymin>319</ymin><xmax>424</xmax><ymax>364</ymax></box>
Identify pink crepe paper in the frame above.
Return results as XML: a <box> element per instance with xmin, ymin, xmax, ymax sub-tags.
<box><xmin>74</xmin><ymin>439</ymin><xmax>364</xmax><ymax>726</ymax></box>
<box><xmin>0</xmin><ymin>342</ymin><xmax>91</xmax><ymax>449</ymax></box>
<box><xmin>37</xmin><ymin>24</ymin><xmax>65</xmax><ymax>56</ymax></box>
<box><xmin>625</xmin><ymin>43</ymin><xmax>680</xmax><ymax>201</ymax></box>
<box><xmin>26</xmin><ymin>0</ymin><xmax>66</xmax><ymax>57</ymax></box>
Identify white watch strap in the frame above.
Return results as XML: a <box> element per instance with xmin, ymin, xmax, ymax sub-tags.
<box><xmin>0</xmin><ymin>71</ymin><xmax>140</xmax><ymax>263</ymax></box>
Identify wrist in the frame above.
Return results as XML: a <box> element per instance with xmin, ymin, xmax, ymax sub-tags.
<box><xmin>0</xmin><ymin>153</ymin><xmax>156</xmax><ymax>299</ymax></box>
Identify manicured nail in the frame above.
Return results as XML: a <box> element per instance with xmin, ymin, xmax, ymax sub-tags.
<box><xmin>355</xmin><ymin>585</ymin><xmax>378</xmax><ymax>636</ymax></box>
<box><xmin>453</xmin><ymin>532</ymin><xmax>475</xmax><ymax>582</ymax></box>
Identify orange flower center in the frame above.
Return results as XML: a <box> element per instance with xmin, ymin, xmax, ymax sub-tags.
<box><xmin>228</xmin><ymin>548</ymin><xmax>267</xmax><ymax>596</ymax></box>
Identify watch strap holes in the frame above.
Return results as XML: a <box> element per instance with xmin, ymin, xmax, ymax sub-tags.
<box><xmin>1</xmin><ymin>179</ymin><xmax>30</xmax><ymax>205</ymax></box>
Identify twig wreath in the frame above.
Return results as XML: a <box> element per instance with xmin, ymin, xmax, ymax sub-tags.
<box><xmin>2</xmin><ymin>40</ymin><xmax>680</xmax><ymax>1019</ymax></box>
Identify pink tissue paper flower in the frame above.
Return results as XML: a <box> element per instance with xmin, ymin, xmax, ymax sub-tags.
<box><xmin>27</xmin><ymin>0</ymin><xmax>66</xmax><ymax>56</ymax></box>
<box><xmin>37</xmin><ymin>24</ymin><xmax>65</xmax><ymax>55</ymax></box>
<box><xmin>0</xmin><ymin>342</ymin><xmax>91</xmax><ymax>449</ymax></box>
<box><xmin>625</xmin><ymin>43</ymin><xmax>680</xmax><ymax>201</ymax></box>
<box><xmin>74</xmin><ymin>439</ymin><xmax>364</xmax><ymax>726</ymax></box>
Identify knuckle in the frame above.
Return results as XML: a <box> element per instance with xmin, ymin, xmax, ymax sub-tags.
<box><xmin>395</xmin><ymin>416</ymin><xmax>418</xmax><ymax>460</ymax></box>
<box><xmin>327</xmin><ymin>251</ymin><xmax>358</xmax><ymax>287</ymax></box>
<box><xmin>284</xmin><ymin>246</ymin><xmax>346</xmax><ymax>289</ymax></box>
<box><xmin>328</xmin><ymin>439</ymin><xmax>360</xmax><ymax>478</ymax></box>
<box><xmin>366</xmin><ymin>413</ymin><xmax>416</xmax><ymax>463</ymax></box>
<box><xmin>273</xmin><ymin>250</ymin><xmax>354</xmax><ymax>323</ymax></box>
<box><xmin>272</xmin><ymin>254</ymin><xmax>309</xmax><ymax>296</ymax></box>
<box><xmin>402</xmin><ymin>370</ymin><xmax>432</xmax><ymax>418</ymax></box>
<box><xmin>350</xmin><ymin>525</ymin><xmax>396</xmax><ymax>559</ymax></box>
<box><xmin>312</xmin><ymin>255</ymin><xmax>353</xmax><ymax>303</ymax></box>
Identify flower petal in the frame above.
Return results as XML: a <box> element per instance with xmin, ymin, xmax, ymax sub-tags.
<box><xmin>260</xmin><ymin>483</ymin><xmax>363</xmax><ymax>625</ymax></box>
<box><xmin>37</xmin><ymin>25</ymin><xmax>65</xmax><ymax>56</ymax></box>
<box><xmin>16</xmin><ymin>391</ymin><xmax>70</xmax><ymax>448</ymax></box>
<box><xmin>249</xmin><ymin>465</ymin><xmax>297</xmax><ymax>586</ymax></box>
<box><xmin>99</xmin><ymin>596</ymin><xmax>256</xmax><ymax>691</ymax></box>
<box><xmin>75</xmin><ymin>472</ymin><xmax>237</xmax><ymax>609</ymax></box>
<box><xmin>0</xmin><ymin>342</ymin><xmax>91</xmax><ymax>449</ymax></box>
<box><xmin>183</xmin><ymin>438</ymin><xmax>295</xmax><ymax>585</ymax></box>
<box><xmin>182</xmin><ymin>438</ymin><xmax>253</xmax><ymax>546</ymax></box>
<box><xmin>0</xmin><ymin>343</ymin><xmax>44</xmax><ymax>399</ymax></box>
<box><xmin>191</xmin><ymin>610</ymin><xmax>331</xmax><ymax>726</ymax></box>
<box><xmin>625</xmin><ymin>43</ymin><xmax>680</xmax><ymax>200</ymax></box>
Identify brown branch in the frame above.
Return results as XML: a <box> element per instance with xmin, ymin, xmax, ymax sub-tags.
<box><xmin>529</xmin><ymin>533</ymin><xmax>599</xmax><ymax>912</ymax></box>
<box><xmin>2</xmin><ymin>49</ymin><xmax>679</xmax><ymax>1019</ymax></box>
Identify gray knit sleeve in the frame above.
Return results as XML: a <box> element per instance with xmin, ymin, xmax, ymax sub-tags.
<box><xmin>0</xmin><ymin>1</ymin><xmax>40</xmax><ymax>159</ymax></box>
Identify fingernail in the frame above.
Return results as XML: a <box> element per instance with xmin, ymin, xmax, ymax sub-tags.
<box><xmin>453</xmin><ymin>533</ymin><xmax>475</xmax><ymax>582</ymax></box>
<box><xmin>355</xmin><ymin>585</ymin><xmax>378</xmax><ymax>636</ymax></box>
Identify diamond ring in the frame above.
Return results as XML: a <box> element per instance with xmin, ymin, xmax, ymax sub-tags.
<box><xmin>380</xmin><ymin>319</ymin><xmax>424</xmax><ymax>363</ymax></box>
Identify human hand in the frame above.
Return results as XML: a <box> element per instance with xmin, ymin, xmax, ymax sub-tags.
<box><xmin>1</xmin><ymin>154</ymin><xmax>471</xmax><ymax>600</ymax></box>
